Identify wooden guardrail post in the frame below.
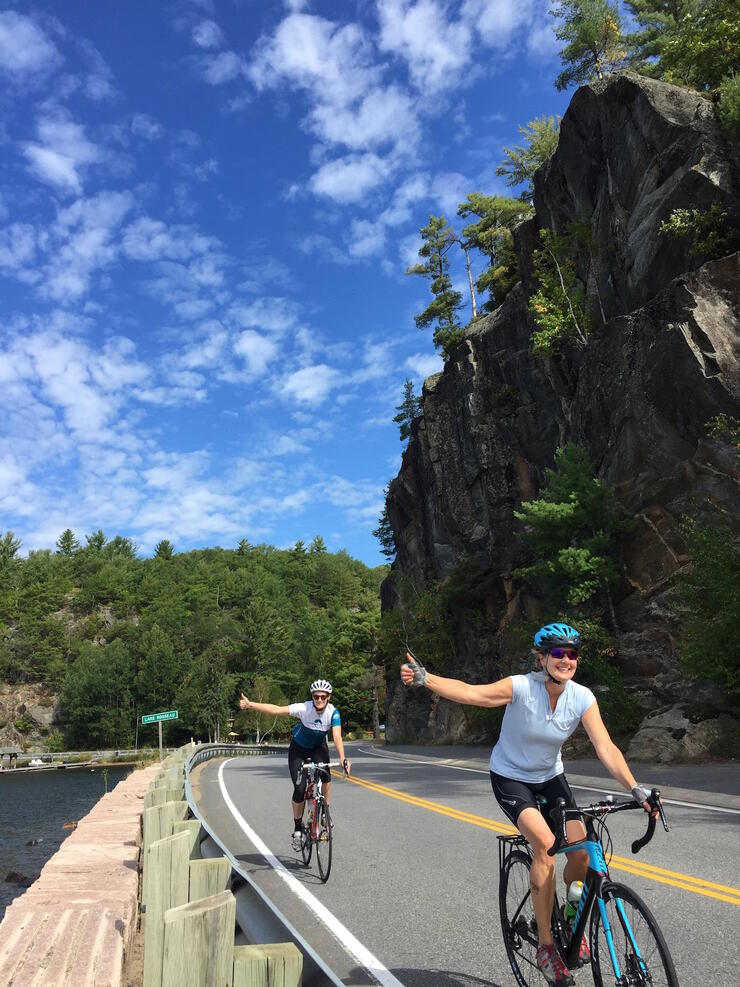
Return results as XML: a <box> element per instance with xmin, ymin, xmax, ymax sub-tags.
<box><xmin>142</xmin><ymin>801</ymin><xmax>189</xmax><ymax>908</ymax></box>
<box><xmin>173</xmin><ymin>819</ymin><xmax>202</xmax><ymax>859</ymax></box>
<box><xmin>161</xmin><ymin>890</ymin><xmax>236</xmax><ymax>987</ymax></box>
<box><xmin>142</xmin><ymin>831</ymin><xmax>190</xmax><ymax>987</ymax></box>
<box><xmin>233</xmin><ymin>943</ymin><xmax>303</xmax><ymax>987</ymax></box>
<box><xmin>188</xmin><ymin>858</ymin><xmax>232</xmax><ymax>902</ymax></box>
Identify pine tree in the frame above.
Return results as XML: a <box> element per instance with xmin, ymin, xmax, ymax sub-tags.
<box><xmin>551</xmin><ymin>0</ymin><xmax>626</xmax><ymax>91</ymax></box>
<box><xmin>393</xmin><ymin>379</ymin><xmax>422</xmax><ymax>443</ymax></box>
<box><xmin>85</xmin><ymin>529</ymin><xmax>107</xmax><ymax>552</ymax></box>
<box><xmin>310</xmin><ymin>535</ymin><xmax>327</xmax><ymax>554</ymax></box>
<box><xmin>496</xmin><ymin>118</ymin><xmax>561</xmax><ymax>201</ymax></box>
<box><xmin>0</xmin><ymin>531</ymin><xmax>22</xmax><ymax>564</ymax></box>
<box><xmin>373</xmin><ymin>492</ymin><xmax>396</xmax><ymax>560</ymax></box>
<box><xmin>458</xmin><ymin>194</ymin><xmax>532</xmax><ymax>310</ymax></box>
<box><xmin>55</xmin><ymin>529</ymin><xmax>81</xmax><ymax>556</ymax></box>
<box><xmin>406</xmin><ymin>215</ymin><xmax>464</xmax><ymax>359</ymax></box>
<box><xmin>624</xmin><ymin>0</ymin><xmax>698</xmax><ymax>75</ymax></box>
<box><xmin>154</xmin><ymin>539</ymin><xmax>174</xmax><ymax>559</ymax></box>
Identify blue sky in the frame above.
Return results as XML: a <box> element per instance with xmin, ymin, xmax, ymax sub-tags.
<box><xmin>0</xmin><ymin>1</ymin><xmax>570</xmax><ymax>566</ymax></box>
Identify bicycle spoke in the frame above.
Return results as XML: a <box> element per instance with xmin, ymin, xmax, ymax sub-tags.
<box><xmin>499</xmin><ymin>848</ymin><xmax>540</xmax><ymax>987</ymax></box>
<box><xmin>590</xmin><ymin>883</ymin><xmax>678</xmax><ymax>987</ymax></box>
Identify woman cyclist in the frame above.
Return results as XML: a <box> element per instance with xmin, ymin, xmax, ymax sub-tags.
<box><xmin>239</xmin><ymin>678</ymin><xmax>351</xmax><ymax>851</ymax></box>
<box><xmin>401</xmin><ymin>622</ymin><xmax>655</xmax><ymax>987</ymax></box>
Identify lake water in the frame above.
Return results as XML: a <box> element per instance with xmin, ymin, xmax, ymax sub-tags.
<box><xmin>0</xmin><ymin>765</ymin><xmax>133</xmax><ymax>921</ymax></box>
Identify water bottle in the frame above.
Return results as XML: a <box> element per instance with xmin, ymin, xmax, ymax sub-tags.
<box><xmin>564</xmin><ymin>881</ymin><xmax>583</xmax><ymax>925</ymax></box>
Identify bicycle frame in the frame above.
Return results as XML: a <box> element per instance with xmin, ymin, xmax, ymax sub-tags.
<box><xmin>554</xmin><ymin>818</ymin><xmax>650</xmax><ymax>980</ymax></box>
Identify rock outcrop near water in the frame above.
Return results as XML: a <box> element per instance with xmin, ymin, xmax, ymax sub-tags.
<box><xmin>384</xmin><ymin>74</ymin><xmax>739</xmax><ymax>758</ymax></box>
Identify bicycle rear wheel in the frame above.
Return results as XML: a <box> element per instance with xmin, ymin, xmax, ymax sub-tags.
<box><xmin>590</xmin><ymin>882</ymin><xmax>678</xmax><ymax>987</ymax></box>
<box><xmin>301</xmin><ymin>807</ymin><xmax>313</xmax><ymax>866</ymax></box>
<box><xmin>499</xmin><ymin>849</ymin><xmax>540</xmax><ymax>987</ymax></box>
<box><xmin>315</xmin><ymin>800</ymin><xmax>332</xmax><ymax>882</ymax></box>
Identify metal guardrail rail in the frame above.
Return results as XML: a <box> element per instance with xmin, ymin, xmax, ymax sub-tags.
<box><xmin>184</xmin><ymin>743</ymin><xmax>346</xmax><ymax>987</ymax></box>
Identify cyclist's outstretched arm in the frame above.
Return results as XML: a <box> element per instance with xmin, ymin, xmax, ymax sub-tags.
<box><xmin>401</xmin><ymin>653</ymin><xmax>513</xmax><ymax>708</ymax></box>
<box><xmin>331</xmin><ymin>724</ymin><xmax>351</xmax><ymax>774</ymax></box>
<box><xmin>239</xmin><ymin>694</ymin><xmax>291</xmax><ymax>715</ymax></box>
<box><xmin>582</xmin><ymin>702</ymin><xmax>656</xmax><ymax>815</ymax></box>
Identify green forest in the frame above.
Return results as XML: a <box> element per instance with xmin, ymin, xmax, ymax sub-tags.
<box><xmin>0</xmin><ymin>531</ymin><xmax>387</xmax><ymax>749</ymax></box>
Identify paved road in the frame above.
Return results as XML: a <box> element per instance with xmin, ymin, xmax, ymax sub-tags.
<box><xmin>195</xmin><ymin>744</ymin><xmax>740</xmax><ymax>986</ymax></box>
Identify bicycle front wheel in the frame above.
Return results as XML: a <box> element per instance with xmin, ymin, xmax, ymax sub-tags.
<box><xmin>315</xmin><ymin>800</ymin><xmax>332</xmax><ymax>882</ymax></box>
<box><xmin>590</xmin><ymin>882</ymin><xmax>678</xmax><ymax>987</ymax></box>
<box><xmin>499</xmin><ymin>849</ymin><xmax>540</xmax><ymax>987</ymax></box>
<box><xmin>301</xmin><ymin>807</ymin><xmax>313</xmax><ymax>866</ymax></box>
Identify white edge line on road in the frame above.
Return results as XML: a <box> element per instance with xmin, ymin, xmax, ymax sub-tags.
<box><xmin>358</xmin><ymin>746</ymin><xmax>740</xmax><ymax>815</ymax></box>
<box><xmin>217</xmin><ymin>759</ymin><xmax>406</xmax><ymax>987</ymax></box>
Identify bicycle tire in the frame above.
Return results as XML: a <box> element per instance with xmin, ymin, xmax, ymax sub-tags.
<box><xmin>301</xmin><ymin>806</ymin><xmax>313</xmax><ymax>866</ymax></box>
<box><xmin>499</xmin><ymin>849</ymin><xmax>540</xmax><ymax>987</ymax></box>
<box><xmin>315</xmin><ymin>800</ymin><xmax>332</xmax><ymax>883</ymax></box>
<box><xmin>589</xmin><ymin>882</ymin><xmax>678</xmax><ymax>987</ymax></box>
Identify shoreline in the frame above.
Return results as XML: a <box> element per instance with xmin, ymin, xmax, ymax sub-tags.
<box><xmin>0</xmin><ymin>760</ymin><xmax>159</xmax><ymax>986</ymax></box>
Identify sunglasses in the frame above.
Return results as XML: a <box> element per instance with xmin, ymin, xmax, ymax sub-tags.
<box><xmin>312</xmin><ymin>693</ymin><xmax>329</xmax><ymax>701</ymax></box>
<box><xmin>549</xmin><ymin>648</ymin><xmax>579</xmax><ymax>661</ymax></box>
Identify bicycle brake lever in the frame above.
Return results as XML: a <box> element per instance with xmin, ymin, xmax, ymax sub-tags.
<box><xmin>652</xmin><ymin>788</ymin><xmax>669</xmax><ymax>832</ymax></box>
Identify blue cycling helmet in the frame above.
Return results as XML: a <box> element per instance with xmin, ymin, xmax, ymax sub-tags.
<box><xmin>534</xmin><ymin>623</ymin><xmax>580</xmax><ymax>651</ymax></box>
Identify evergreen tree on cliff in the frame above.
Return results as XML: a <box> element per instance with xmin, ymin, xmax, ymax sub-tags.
<box><xmin>56</xmin><ymin>529</ymin><xmax>81</xmax><ymax>556</ymax></box>
<box><xmin>457</xmin><ymin>193</ymin><xmax>532</xmax><ymax>310</ymax></box>
<box><xmin>393</xmin><ymin>378</ymin><xmax>422</xmax><ymax>442</ymax></box>
<box><xmin>406</xmin><ymin>215</ymin><xmax>463</xmax><ymax>359</ymax></box>
<box><xmin>551</xmin><ymin>0</ymin><xmax>626</xmax><ymax>90</ymax></box>
<box><xmin>624</xmin><ymin>0</ymin><xmax>698</xmax><ymax>75</ymax></box>
<box><xmin>496</xmin><ymin>117</ymin><xmax>561</xmax><ymax>201</ymax></box>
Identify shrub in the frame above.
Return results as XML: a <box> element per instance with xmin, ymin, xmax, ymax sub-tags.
<box><xmin>717</xmin><ymin>73</ymin><xmax>740</xmax><ymax>136</ymax></box>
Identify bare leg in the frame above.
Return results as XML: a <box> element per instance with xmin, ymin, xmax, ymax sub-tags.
<box><xmin>563</xmin><ymin>819</ymin><xmax>588</xmax><ymax>889</ymax></box>
<box><xmin>292</xmin><ymin>799</ymin><xmax>304</xmax><ymax>823</ymax></box>
<box><xmin>516</xmin><ymin>808</ymin><xmax>557</xmax><ymax>946</ymax></box>
<box><xmin>323</xmin><ymin>780</ymin><xmax>332</xmax><ymax>804</ymax></box>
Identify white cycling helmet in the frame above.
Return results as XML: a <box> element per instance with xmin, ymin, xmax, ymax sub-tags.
<box><xmin>310</xmin><ymin>678</ymin><xmax>332</xmax><ymax>695</ymax></box>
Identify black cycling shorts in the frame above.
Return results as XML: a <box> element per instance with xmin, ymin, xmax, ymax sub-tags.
<box><xmin>288</xmin><ymin>739</ymin><xmax>330</xmax><ymax>803</ymax></box>
<box><xmin>490</xmin><ymin>771</ymin><xmax>577</xmax><ymax>834</ymax></box>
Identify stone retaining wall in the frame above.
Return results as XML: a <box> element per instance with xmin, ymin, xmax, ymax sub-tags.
<box><xmin>0</xmin><ymin>762</ymin><xmax>159</xmax><ymax>986</ymax></box>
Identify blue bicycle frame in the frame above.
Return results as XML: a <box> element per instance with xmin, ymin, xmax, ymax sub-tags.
<box><xmin>555</xmin><ymin>823</ymin><xmax>647</xmax><ymax>979</ymax></box>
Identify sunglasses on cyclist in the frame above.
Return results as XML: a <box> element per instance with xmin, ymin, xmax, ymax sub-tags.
<box><xmin>549</xmin><ymin>648</ymin><xmax>579</xmax><ymax>661</ymax></box>
<box><xmin>312</xmin><ymin>693</ymin><xmax>330</xmax><ymax>701</ymax></box>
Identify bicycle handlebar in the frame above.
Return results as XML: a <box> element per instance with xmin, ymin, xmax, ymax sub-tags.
<box><xmin>547</xmin><ymin>788</ymin><xmax>667</xmax><ymax>857</ymax></box>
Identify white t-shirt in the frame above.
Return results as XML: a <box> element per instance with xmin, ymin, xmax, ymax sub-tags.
<box><xmin>288</xmin><ymin>701</ymin><xmax>341</xmax><ymax>748</ymax></box>
<box><xmin>489</xmin><ymin>672</ymin><xmax>596</xmax><ymax>783</ymax></box>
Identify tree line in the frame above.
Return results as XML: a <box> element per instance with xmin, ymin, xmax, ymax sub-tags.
<box><xmin>0</xmin><ymin>531</ymin><xmax>387</xmax><ymax>749</ymax></box>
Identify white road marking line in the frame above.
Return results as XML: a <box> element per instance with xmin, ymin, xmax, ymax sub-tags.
<box><xmin>218</xmin><ymin>759</ymin><xmax>406</xmax><ymax>987</ymax></box>
<box><xmin>358</xmin><ymin>746</ymin><xmax>740</xmax><ymax>815</ymax></box>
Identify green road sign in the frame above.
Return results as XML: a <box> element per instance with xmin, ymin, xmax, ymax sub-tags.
<box><xmin>141</xmin><ymin>709</ymin><xmax>178</xmax><ymax>724</ymax></box>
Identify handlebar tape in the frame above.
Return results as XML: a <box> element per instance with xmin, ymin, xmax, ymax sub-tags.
<box><xmin>631</xmin><ymin>813</ymin><xmax>656</xmax><ymax>854</ymax></box>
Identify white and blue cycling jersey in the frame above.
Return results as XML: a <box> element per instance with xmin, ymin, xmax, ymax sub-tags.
<box><xmin>288</xmin><ymin>700</ymin><xmax>341</xmax><ymax>748</ymax></box>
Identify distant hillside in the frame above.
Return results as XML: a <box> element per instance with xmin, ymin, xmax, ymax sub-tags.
<box><xmin>0</xmin><ymin>534</ymin><xmax>386</xmax><ymax>750</ymax></box>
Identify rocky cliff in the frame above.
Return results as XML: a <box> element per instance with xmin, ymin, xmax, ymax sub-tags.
<box><xmin>384</xmin><ymin>74</ymin><xmax>739</xmax><ymax>760</ymax></box>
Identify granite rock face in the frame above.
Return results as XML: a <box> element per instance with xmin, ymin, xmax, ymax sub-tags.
<box><xmin>384</xmin><ymin>74</ymin><xmax>739</xmax><ymax>755</ymax></box>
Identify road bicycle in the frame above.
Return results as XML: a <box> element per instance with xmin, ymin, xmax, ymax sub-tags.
<box><xmin>299</xmin><ymin>759</ymin><xmax>334</xmax><ymax>882</ymax></box>
<box><xmin>498</xmin><ymin>789</ymin><xmax>678</xmax><ymax>987</ymax></box>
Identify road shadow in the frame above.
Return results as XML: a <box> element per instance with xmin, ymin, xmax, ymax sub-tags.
<box><xmin>387</xmin><ymin>968</ymin><xmax>505</xmax><ymax>987</ymax></box>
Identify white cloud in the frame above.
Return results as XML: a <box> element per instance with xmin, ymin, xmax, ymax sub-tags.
<box><xmin>377</xmin><ymin>0</ymin><xmax>471</xmax><ymax>92</ymax></box>
<box><xmin>192</xmin><ymin>20</ymin><xmax>224</xmax><ymax>49</ymax></box>
<box><xmin>131</xmin><ymin>113</ymin><xmax>163</xmax><ymax>140</ymax></box>
<box><xmin>282</xmin><ymin>363</ymin><xmax>339</xmax><ymax>404</ymax></box>
<box><xmin>309</xmin><ymin>84</ymin><xmax>420</xmax><ymax>151</ymax></box>
<box><xmin>310</xmin><ymin>152</ymin><xmax>391</xmax><ymax>203</ymax></box>
<box><xmin>463</xmin><ymin>0</ymin><xmax>536</xmax><ymax>47</ymax></box>
<box><xmin>0</xmin><ymin>224</ymin><xmax>37</xmax><ymax>272</ymax></box>
<box><xmin>404</xmin><ymin>351</ymin><xmax>443</xmax><ymax>380</ymax></box>
<box><xmin>233</xmin><ymin>330</ymin><xmax>279</xmax><ymax>376</ymax></box>
<box><xmin>0</xmin><ymin>11</ymin><xmax>60</xmax><ymax>77</ymax></box>
<box><xmin>200</xmin><ymin>50</ymin><xmax>245</xmax><ymax>85</ymax></box>
<box><xmin>22</xmin><ymin>112</ymin><xmax>104</xmax><ymax>194</ymax></box>
<box><xmin>120</xmin><ymin>217</ymin><xmax>218</xmax><ymax>262</ymax></box>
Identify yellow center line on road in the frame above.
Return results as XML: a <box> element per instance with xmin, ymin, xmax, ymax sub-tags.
<box><xmin>335</xmin><ymin>771</ymin><xmax>740</xmax><ymax>907</ymax></box>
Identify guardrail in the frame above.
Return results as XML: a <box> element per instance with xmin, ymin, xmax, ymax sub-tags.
<box><xmin>140</xmin><ymin>743</ymin><xmax>343</xmax><ymax>987</ymax></box>
<box><xmin>183</xmin><ymin>743</ymin><xmax>344</xmax><ymax>986</ymax></box>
